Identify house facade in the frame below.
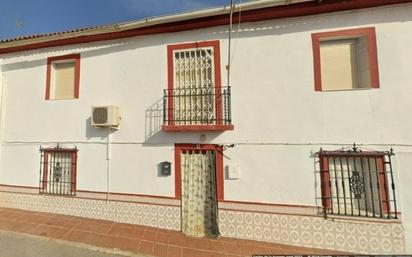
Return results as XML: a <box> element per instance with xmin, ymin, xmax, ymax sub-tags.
<box><xmin>1</xmin><ymin>0</ymin><xmax>412</xmax><ymax>253</ymax></box>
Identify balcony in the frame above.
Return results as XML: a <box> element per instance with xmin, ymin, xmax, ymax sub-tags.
<box><xmin>161</xmin><ymin>86</ymin><xmax>233</xmax><ymax>132</ymax></box>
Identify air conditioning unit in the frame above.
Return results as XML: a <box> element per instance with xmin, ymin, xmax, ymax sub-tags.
<box><xmin>91</xmin><ymin>106</ymin><xmax>121</xmax><ymax>128</ymax></box>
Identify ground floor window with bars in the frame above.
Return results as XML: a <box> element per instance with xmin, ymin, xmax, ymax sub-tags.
<box><xmin>317</xmin><ymin>146</ymin><xmax>397</xmax><ymax>219</ymax></box>
<box><xmin>40</xmin><ymin>146</ymin><xmax>77</xmax><ymax>195</ymax></box>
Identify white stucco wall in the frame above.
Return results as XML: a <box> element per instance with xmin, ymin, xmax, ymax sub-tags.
<box><xmin>1</xmin><ymin>3</ymin><xmax>412</xmax><ymax>251</ymax></box>
<box><xmin>396</xmin><ymin>152</ymin><xmax>412</xmax><ymax>253</ymax></box>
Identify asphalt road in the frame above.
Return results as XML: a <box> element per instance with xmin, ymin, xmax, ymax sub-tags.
<box><xmin>0</xmin><ymin>230</ymin><xmax>147</xmax><ymax>257</ymax></box>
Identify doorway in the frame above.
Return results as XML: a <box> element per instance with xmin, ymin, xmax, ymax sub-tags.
<box><xmin>175</xmin><ymin>144</ymin><xmax>223</xmax><ymax>238</ymax></box>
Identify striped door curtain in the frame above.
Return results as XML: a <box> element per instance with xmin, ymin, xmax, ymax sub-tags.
<box><xmin>181</xmin><ymin>150</ymin><xmax>219</xmax><ymax>238</ymax></box>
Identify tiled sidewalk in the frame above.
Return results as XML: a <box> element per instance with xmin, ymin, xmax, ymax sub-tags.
<box><xmin>0</xmin><ymin>207</ymin><xmax>343</xmax><ymax>257</ymax></box>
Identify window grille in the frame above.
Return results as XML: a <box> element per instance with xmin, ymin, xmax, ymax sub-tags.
<box><xmin>317</xmin><ymin>145</ymin><xmax>397</xmax><ymax>219</ymax></box>
<box><xmin>163</xmin><ymin>47</ymin><xmax>231</xmax><ymax>126</ymax></box>
<box><xmin>39</xmin><ymin>146</ymin><xmax>77</xmax><ymax>195</ymax></box>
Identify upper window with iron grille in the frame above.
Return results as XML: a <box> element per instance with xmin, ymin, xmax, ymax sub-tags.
<box><xmin>40</xmin><ymin>146</ymin><xmax>77</xmax><ymax>195</ymax></box>
<box><xmin>162</xmin><ymin>41</ymin><xmax>233</xmax><ymax>131</ymax></box>
<box><xmin>317</xmin><ymin>146</ymin><xmax>397</xmax><ymax>219</ymax></box>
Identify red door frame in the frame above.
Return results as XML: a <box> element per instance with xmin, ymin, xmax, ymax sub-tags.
<box><xmin>174</xmin><ymin>144</ymin><xmax>224</xmax><ymax>201</ymax></box>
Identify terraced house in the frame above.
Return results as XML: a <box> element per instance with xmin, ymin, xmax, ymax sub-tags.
<box><xmin>1</xmin><ymin>0</ymin><xmax>412</xmax><ymax>254</ymax></box>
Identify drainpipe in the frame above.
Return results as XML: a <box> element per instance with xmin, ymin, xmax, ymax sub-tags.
<box><xmin>106</xmin><ymin>128</ymin><xmax>112</xmax><ymax>201</ymax></box>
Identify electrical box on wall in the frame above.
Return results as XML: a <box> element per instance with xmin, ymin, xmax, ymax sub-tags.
<box><xmin>159</xmin><ymin>161</ymin><xmax>171</xmax><ymax>176</ymax></box>
<box><xmin>226</xmin><ymin>165</ymin><xmax>240</xmax><ymax>180</ymax></box>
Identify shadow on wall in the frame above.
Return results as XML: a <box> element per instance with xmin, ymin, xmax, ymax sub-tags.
<box><xmin>143</xmin><ymin>96</ymin><xmax>223</xmax><ymax>144</ymax></box>
<box><xmin>143</xmin><ymin>129</ymin><xmax>223</xmax><ymax>146</ymax></box>
<box><xmin>310</xmin><ymin>150</ymin><xmax>323</xmax><ymax>209</ymax></box>
<box><xmin>85</xmin><ymin>117</ymin><xmax>109</xmax><ymax>139</ymax></box>
<box><xmin>2</xmin><ymin>59</ymin><xmax>45</xmax><ymax>71</ymax></box>
<box><xmin>145</xmin><ymin>97</ymin><xmax>164</xmax><ymax>140</ymax></box>
<box><xmin>3</xmin><ymin>40</ymin><xmax>129</xmax><ymax>69</ymax></box>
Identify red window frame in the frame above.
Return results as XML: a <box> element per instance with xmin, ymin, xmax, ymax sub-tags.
<box><xmin>174</xmin><ymin>144</ymin><xmax>224</xmax><ymax>201</ymax></box>
<box><xmin>45</xmin><ymin>54</ymin><xmax>81</xmax><ymax>100</ymax></box>
<box><xmin>319</xmin><ymin>152</ymin><xmax>390</xmax><ymax>214</ymax></box>
<box><xmin>311</xmin><ymin>27</ymin><xmax>380</xmax><ymax>91</ymax></box>
<box><xmin>41</xmin><ymin>148</ymin><xmax>78</xmax><ymax>194</ymax></box>
<box><xmin>162</xmin><ymin>40</ymin><xmax>233</xmax><ymax>132</ymax></box>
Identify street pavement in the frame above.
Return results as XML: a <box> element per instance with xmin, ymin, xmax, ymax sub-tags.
<box><xmin>0</xmin><ymin>230</ymin><xmax>147</xmax><ymax>257</ymax></box>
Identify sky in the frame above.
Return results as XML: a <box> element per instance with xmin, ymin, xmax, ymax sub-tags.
<box><xmin>0</xmin><ymin>0</ymin><xmax>240</xmax><ymax>41</ymax></box>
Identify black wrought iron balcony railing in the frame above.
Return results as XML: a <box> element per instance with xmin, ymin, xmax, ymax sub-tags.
<box><xmin>161</xmin><ymin>86</ymin><xmax>233</xmax><ymax>131</ymax></box>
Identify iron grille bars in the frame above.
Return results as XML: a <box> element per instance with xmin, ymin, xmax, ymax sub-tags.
<box><xmin>39</xmin><ymin>146</ymin><xmax>77</xmax><ymax>195</ymax></box>
<box><xmin>163</xmin><ymin>86</ymin><xmax>232</xmax><ymax>126</ymax></box>
<box><xmin>317</xmin><ymin>146</ymin><xmax>397</xmax><ymax>219</ymax></box>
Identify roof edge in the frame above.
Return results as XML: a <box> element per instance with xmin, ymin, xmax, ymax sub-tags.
<box><xmin>0</xmin><ymin>0</ymin><xmax>312</xmax><ymax>49</ymax></box>
<box><xmin>1</xmin><ymin>0</ymin><xmax>411</xmax><ymax>55</ymax></box>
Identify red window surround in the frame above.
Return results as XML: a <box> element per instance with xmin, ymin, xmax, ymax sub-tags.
<box><xmin>41</xmin><ymin>148</ymin><xmax>78</xmax><ymax>194</ymax></box>
<box><xmin>319</xmin><ymin>151</ymin><xmax>390</xmax><ymax>214</ymax></box>
<box><xmin>45</xmin><ymin>54</ymin><xmax>81</xmax><ymax>100</ymax></box>
<box><xmin>162</xmin><ymin>40</ymin><xmax>233</xmax><ymax>132</ymax></box>
<box><xmin>174</xmin><ymin>144</ymin><xmax>224</xmax><ymax>201</ymax></box>
<box><xmin>311</xmin><ymin>27</ymin><xmax>380</xmax><ymax>91</ymax></box>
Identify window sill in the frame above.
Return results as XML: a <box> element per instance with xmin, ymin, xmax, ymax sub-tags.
<box><xmin>39</xmin><ymin>192</ymin><xmax>77</xmax><ymax>197</ymax></box>
<box><xmin>321</xmin><ymin>213</ymin><xmax>401</xmax><ymax>223</ymax></box>
<box><xmin>161</xmin><ymin>124</ymin><xmax>234</xmax><ymax>132</ymax></box>
<box><xmin>45</xmin><ymin>98</ymin><xmax>79</xmax><ymax>101</ymax></box>
<box><xmin>317</xmin><ymin>87</ymin><xmax>376</xmax><ymax>92</ymax></box>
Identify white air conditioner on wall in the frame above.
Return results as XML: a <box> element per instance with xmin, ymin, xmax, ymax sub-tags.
<box><xmin>91</xmin><ymin>106</ymin><xmax>121</xmax><ymax>128</ymax></box>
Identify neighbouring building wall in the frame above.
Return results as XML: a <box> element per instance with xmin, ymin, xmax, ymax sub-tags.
<box><xmin>0</xmin><ymin>57</ymin><xmax>5</xmax><ymax>144</ymax></box>
<box><xmin>1</xmin><ymin>3</ymin><xmax>412</xmax><ymax>253</ymax></box>
<box><xmin>396</xmin><ymin>152</ymin><xmax>412</xmax><ymax>253</ymax></box>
